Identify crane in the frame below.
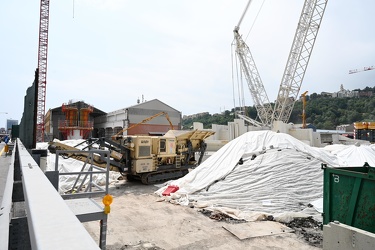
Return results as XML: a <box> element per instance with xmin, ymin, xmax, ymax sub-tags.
<box><xmin>35</xmin><ymin>0</ymin><xmax>51</xmax><ymax>143</ymax></box>
<box><xmin>272</xmin><ymin>0</ymin><xmax>328</xmax><ymax>124</ymax></box>
<box><xmin>349</xmin><ymin>66</ymin><xmax>375</xmax><ymax>74</ymax></box>
<box><xmin>300</xmin><ymin>91</ymin><xmax>308</xmax><ymax>129</ymax></box>
<box><xmin>233</xmin><ymin>0</ymin><xmax>273</xmax><ymax>127</ymax></box>
<box><xmin>233</xmin><ymin>0</ymin><xmax>328</xmax><ymax>127</ymax></box>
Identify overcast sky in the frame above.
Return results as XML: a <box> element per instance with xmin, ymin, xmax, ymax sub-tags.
<box><xmin>1</xmin><ymin>0</ymin><xmax>374</xmax><ymax>129</ymax></box>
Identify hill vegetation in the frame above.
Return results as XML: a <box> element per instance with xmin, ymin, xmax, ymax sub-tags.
<box><xmin>182</xmin><ymin>86</ymin><xmax>375</xmax><ymax>130</ymax></box>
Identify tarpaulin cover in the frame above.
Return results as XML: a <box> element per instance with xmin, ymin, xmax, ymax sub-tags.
<box><xmin>36</xmin><ymin>139</ymin><xmax>121</xmax><ymax>194</ymax></box>
<box><xmin>155</xmin><ymin>131</ymin><xmax>375</xmax><ymax>217</ymax></box>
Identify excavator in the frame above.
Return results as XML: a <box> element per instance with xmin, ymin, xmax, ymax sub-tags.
<box><xmin>48</xmin><ymin>112</ymin><xmax>215</xmax><ymax>184</ymax></box>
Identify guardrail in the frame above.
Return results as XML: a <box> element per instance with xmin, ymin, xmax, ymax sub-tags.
<box><xmin>1</xmin><ymin>139</ymin><xmax>101</xmax><ymax>249</ymax></box>
<box><xmin>0</xmin><ymin>142</ymin><xmax>15</xmax><ymax>249</ymax></box>
<box><xmin>54</xmin><ymin>149</ymin><xmax>109</xmax><ymax>199</ymax></box>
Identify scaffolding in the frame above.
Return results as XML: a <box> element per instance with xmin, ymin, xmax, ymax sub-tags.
<box><xmin>59</xmin><ymin>103</ymin><xmax>94</xmax><ymax>139</ymax></box>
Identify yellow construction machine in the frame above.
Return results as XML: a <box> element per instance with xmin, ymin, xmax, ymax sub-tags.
<box><xmin>48</xmin><ymin>112</ymin><xmax>214</xmax><ymax>184</ymax></box>
<box><xmin>101</xmin><ymin>129</ymin><xmax>214</xmax><ymax>184</ymax></box>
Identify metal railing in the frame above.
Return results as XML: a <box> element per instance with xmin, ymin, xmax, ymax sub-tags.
<box><xmin>54</xmin><ymin>149</ymin><xmax>110</xmax><ymax>199</ymax></box>
<box><xmin>1</xmin><ymin>139</ymin><xmax>101</xmax><ymax>249</ymax></box>
<box><xmin>58</xmin><ymin>120</ymin><xmax>94</xmax><ymax>128</ymax></box>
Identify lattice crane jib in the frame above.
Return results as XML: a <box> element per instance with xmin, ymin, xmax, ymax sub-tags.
<box><xmin>233</xmin><ymin>0</ymin><xmax>273</xmax><ymax>127</ymax></box>
<box><xmin>234</xmin><ymin>31</ymin><xmax>273</xmax><ymax>126</ymax></box>
<box><xmin>272</xmin><ymin>0</ymin><xmax>328</xmax><ymax>124</ymax></box>
<box><xmin>233</xmin><ymin>0</ymin><xmax>327</xmax><ymax>128</ymax></box>
<box><xmin>349</xmin><ymin>66</ymin><xmax>375</xmax><ymax>74</ymax></box>
<box><xmin>36</xmin><ymin>0</ymin><xmax>50</xmax><ymax>142</ymax></box>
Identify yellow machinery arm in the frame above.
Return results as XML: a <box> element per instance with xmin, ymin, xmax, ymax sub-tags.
<box><xmin>111</xmin><ymin>111</ymin><xmax>174</xmax><ymax>140</ymax></box>
<box><xmin>300</xmin><ymin>91</ymin><xmax>308</xmax><ymax>129</ymax></box>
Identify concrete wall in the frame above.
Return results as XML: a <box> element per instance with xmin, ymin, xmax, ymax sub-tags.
<box><xmin>323</xmin><ymin>222</ymin><xmax>375</xmax><ymax>250</ymax></box>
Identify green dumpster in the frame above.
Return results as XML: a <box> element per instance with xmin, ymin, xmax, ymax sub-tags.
<box><xmin>322</xmin><ymin>163</ymin><xmax>375</xmax><ymax>234</ymax></box>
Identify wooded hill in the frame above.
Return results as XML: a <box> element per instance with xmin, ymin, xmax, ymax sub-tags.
<box><xmin>182</xmin><ymin>86</ymin><xmax>375</xmax><ymax>130</ymax></box>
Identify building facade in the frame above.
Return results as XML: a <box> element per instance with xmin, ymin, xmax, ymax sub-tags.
<box><xmin>45</xmin><ymin>101</ymin><xmax>106</xmax><ymax>141</ymax></box>
<box><xmin>6</xmin><ymin>119</ymin><xmax>18</xmax><ymax>132</ymax></box>
<box><xmin>43</xmin><ymin>99</ymin><xmax>181</xmax><ymax>141</ymax></box>
<box><xmin>94</xmin><ymin>99</ymin><xmax>182</xmax><ymax>139</ymax></box>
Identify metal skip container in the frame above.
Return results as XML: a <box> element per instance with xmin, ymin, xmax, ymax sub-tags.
<box><xmin>322</xmin><ymin>163</ymin><xmax>375</xmax><ymax>234</ymax></box>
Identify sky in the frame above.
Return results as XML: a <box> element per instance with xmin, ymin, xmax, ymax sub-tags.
<box><xmin>1</xmin><ymin>0</ymin><xmax>375</xmax><ymax>129</ymax></box>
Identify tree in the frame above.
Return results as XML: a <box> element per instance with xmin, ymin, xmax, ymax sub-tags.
<box><xmin>182</xmin><ymin>86</ymin><xmax>375</xmax><ymax>129</ymax></box>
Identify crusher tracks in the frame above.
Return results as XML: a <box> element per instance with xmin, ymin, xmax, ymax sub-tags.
<box><xmin>140</xmin><ymin>169</ymin><xmax>189</xmax><ymax>185</ymax></box>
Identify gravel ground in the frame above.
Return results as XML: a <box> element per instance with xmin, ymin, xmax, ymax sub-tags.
<box><xmin>84</xmin><ymin>179</ymin><xmax>322</xmax><ymax>250</ymax></box>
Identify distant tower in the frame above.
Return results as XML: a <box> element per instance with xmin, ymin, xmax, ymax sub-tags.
<box><xmin>340</xmin><ymin>84</ymin><xmax>344</xmax><ymax>92</ymax></box>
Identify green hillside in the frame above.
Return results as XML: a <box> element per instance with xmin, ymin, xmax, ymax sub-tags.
<box><xmin>183</xmin><ymin>87</ymin><xmax>375</xmax><ymax>130</ymax></box>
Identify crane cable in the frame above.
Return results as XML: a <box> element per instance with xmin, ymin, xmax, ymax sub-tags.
<box><xmin>231</xmin><ymin>43</ymin><xmax>237</xmax><ymax>115</ymax></box>
<box><xmin>231</xmin><ymin>42</ymin><xmax>245</xmax><ymax>116</ymax></box>
<box><xmin>245</xmin><ymin>0</ymin><xmax>265</xmax><ymax>42</ymax></box>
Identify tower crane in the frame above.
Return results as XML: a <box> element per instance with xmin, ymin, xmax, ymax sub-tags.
<box><xmin>233</xmin><ymin>0</ymin><xmax>328</xmax><ymax>127</ymax></box>
<box><xmin>349</xmin><ymin>66</ymin><xmax>375</xmax><ymax>74</ymax></box>
<box><xmin>35</xmin><ymin>0</ymin><xmax>51</xmax><ymax>143</ymax></box>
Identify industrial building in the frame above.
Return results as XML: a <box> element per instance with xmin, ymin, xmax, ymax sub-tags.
<box><xmin>43</xmin><ymin>99</ymin><xmax>182</xmax><ymax>141</ymax></box>
<box><xmin>93</xmin><ymin>99</ymin><xmax>181</xmax><ymax>138</ymax></box>
<box><xmin>44</xmin><ymin>101</ymin><xmax>106</xmax><ymax>141</ymax></box>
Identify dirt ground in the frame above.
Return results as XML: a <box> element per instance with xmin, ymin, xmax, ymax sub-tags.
<box><xmin>84</xmin><ymin>180</ymin><xmax>322</xmax><ymax>250</ymax></box>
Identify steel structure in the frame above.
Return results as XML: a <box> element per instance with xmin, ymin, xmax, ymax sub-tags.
<box><xmin>272</xmin><ymin>0</ymin><xmax>328</xmax><ymax>124</ymax></box>
<box><xmin>233</xmin><ymin>0</ymin><xmax>273</xmax><ymax>127</ymax></box>
<box><xmin>233</xmin><ymin>0</ymin><xmax>328</xmax><ymax>127</ymax></box>
<box><xmin>36</xmin><ymin>0</ymin><xmax>51</xmax><ymax>142</ymax></box>
<box><xmin>2</xmin><ymin>139</ymin><xmax>101</xmax><ymax>249</ymax></box>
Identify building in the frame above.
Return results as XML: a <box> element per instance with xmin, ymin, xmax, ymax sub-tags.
<box><xmin>94</xmin><ymin>99</ymin><xmax>181</xmax><ymax>138</ymax></box>
<box><xmin>332</xmin><ymin>84</ymin><xmax>359</xmax><ymax>98</ymax></box>
<box><xmin>43</xmin><ymin>99</ymin><xmax>181</xmax><ymax>141</ymax></box>
<box><xmin>336</xmin><ymin>124</ymin><xmax>354</xmax><ymax>133</ymax></box>
<box><xmin>45</xmin><ymin>101</ymin><xmax>106</xmax><ymax>141</ymax></box>
<box><xmin>6</xmin><ymin>119</ymin><xmax>18</xmax><ymax>133</ymax></box>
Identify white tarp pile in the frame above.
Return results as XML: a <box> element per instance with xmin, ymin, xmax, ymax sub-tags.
<box><xmin>156</xmin><ymin>130</ymin><xmax>375</xmax><ymax>221</ymax></box>
<box><xmin>36</xmin><ymin>139</ymin><xmax>121</xmax><ymax>194</ymax></box>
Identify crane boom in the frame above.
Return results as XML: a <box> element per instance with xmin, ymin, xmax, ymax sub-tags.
<box><xmin>233</xmin><ymin>0</ymin><xmax>273</xmax><ymax>127</ymax></box>
<box><xmin>235</xmin><ymin>0</ymin><xmax>252</xmax><ymax>29</ymax></box>
<box><xmin>272</xmin><ymin>0</ymin><xmax>328</xmax><ymax>123</ymax></box>
<box><xmin>36</xmin><ymin>0</ymin><xmax>51</xmax><ymax>142</ymax></box>
<box><xmin>233</xmin><ymin>0</ymin><xmax>327</xmax><ymax>128</ymax></box>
